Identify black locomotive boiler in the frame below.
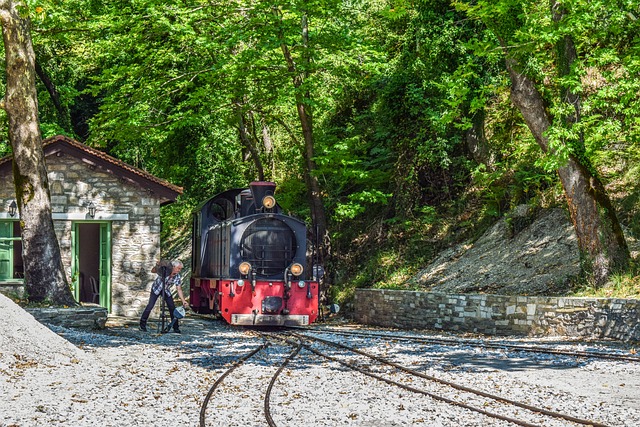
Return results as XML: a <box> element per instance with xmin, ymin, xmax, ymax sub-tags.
<box><xmin>189</xmin><ymin>181</ymin><xmax>322</xmax><ymax>326</ymax></box>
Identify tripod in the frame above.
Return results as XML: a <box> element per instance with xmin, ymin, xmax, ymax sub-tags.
<box><xmin>156</xmin><ymin>265</ymin><xmax>170</xmax><ymax>334</ymax></box>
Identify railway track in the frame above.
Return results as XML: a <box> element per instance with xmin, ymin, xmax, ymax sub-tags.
<box><xmin>285</xmin><ymin>330</ymin><xmax>610</xmax><ymax>427</ymax></box>
<box><xmin>199</xmin><ymin>328</ymin><xmax>618</xmax><ymax>426</ymax></box>
<box><xmin>297</xmin><ymin>325</ymin><xmax>640</xmax><ymax>363</ymax></box>
<box><xmin>199</xmin><ymin>342</ymin><xmax>270</xmax><ymax>427</ymax></box>
<box><xmin>199</xmin><ymin>336</ymin><xmax>305</xmax><ymax>427</ymax></box>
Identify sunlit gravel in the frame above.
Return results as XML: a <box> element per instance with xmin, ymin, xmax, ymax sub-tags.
<box><xmin>1</xmin><ymin>297</ymin><xmax>639</xmax><ymax>427</ymax></box>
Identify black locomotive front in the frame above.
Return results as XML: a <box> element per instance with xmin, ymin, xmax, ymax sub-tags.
<box><xmin>239</xmin><ymin>216</ymin><xmax>299</xmax><ymax>278</ymax></box>
<box><xmin>190</xmin><ymin>182</ymin><xmax>320</xmax><ymax>325</ymax></box>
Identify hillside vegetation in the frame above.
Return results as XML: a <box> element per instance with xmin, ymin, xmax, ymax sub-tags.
<box><xmin>1</xmin><ymin>1</ymin><xmax>639</xmax><ymax>304</ymax></box>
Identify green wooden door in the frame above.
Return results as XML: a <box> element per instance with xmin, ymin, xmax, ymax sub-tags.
<box><xmin>0</xmin><ymin>221</ymin><xmax>13</xmax><ymax>280</ymax></box>
<box><xmin>71</xmin><ymin>222</ymin><xmax>112</xmax><ymax>312</ymax></box>
<box><xmin>99</xmin><ymin>223</ymin><xmax>112</xmax><ymax>312</ymax></box>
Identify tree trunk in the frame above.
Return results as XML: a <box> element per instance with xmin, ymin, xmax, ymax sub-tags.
<box><xmin>465</xmin><ymin>110</ymin><xmax>494</xmax><ymax>165</ymax></box>
<box><xmin>0</xmin><ymin>1</ymin><xmax>76</xmax><ymax>305</ymax></box>
<box><xmin>234</xmin><ymin>99</ymin><xmax>265</xmax><ymax>181</ymax></box>
<box><xmin>260</xmin><ymin>119</ymin><xmax>275</xmax><ymax>178</ymax></box>
<box><xmin>34</xmin><ymin>59</ymin><xmax>72</xmax><ymax>132</ymax></box>
<box><xmin>505</xmin><ymin>56</ymin><xmax>629</xmax><ymax>285</ymax></box>
<box><xmin>278</xmin><ymin>11</ymin><xmax>329</xmax><ymax>259</ymax></box>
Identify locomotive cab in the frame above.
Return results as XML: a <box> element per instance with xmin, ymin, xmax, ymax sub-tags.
<box><xmin>190</xmin><ymin>181</ymin><xmax>321</xmax><ymax>326</ymax></box>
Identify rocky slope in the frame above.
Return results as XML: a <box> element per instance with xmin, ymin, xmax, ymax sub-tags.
<box><xmin>411</xmin><ymin>205</ymin><xmax>637</xmax><ymax>295</ymax></box>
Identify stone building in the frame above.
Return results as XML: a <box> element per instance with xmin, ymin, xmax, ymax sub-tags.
<box><xmin>0</xmin><ymin>135</ymin><xmax>182</xmax><ymax>316</ymax></box>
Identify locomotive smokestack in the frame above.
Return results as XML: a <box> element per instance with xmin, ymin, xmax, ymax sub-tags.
<box><xmin>250</xmin><ymin>181</ymin><xmax>277</xmax><ymax>210</ymax></box>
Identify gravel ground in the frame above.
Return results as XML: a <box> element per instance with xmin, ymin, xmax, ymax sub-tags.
<box><xmin>1</xmin><ymin>294</ymin><xmax>639</xmax><ymax>426</ymax></box>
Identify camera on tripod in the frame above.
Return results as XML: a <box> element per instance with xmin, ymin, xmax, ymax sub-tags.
<box><xmin>156</xmin><ymin>259</ymin><xmax>172</xmax><ymax>277</ymax></box>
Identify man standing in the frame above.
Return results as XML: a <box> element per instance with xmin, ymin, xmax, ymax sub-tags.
<box><xmin>139</xmin><ymin>260</ymin><xmax>188</xmax><ymax>333</ymax></box>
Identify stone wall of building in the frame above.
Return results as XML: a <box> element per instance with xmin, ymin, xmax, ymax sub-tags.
<box><xmin>0</xmin><ymin>151</ymin><xmax>165</xmax><ymax>317</ymax></box>
<box><xmin>50</xmin><ymin>152</ymin><xmax>164</xmax><ymax>317</ymax></box>
<box><xmin>354</xmin><ymin>289</ymin><xmax>640</xmax><ymax>342</ymax></box>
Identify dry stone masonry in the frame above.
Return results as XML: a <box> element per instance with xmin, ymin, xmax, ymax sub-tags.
<box><xmin>26</xmin><ymin>306</ymin><xmax>108</xmax><ymax>330</ymax></box>
<box><xmin>354</xmin><ymin>289</ymin><xmax>640</xmax><ymax>342</ymax></box>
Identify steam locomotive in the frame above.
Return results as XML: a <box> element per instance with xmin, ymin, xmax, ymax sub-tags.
<box><xmin>189</xmin><ymin>181</ymin><xmax>322</xmax><ymax>326</ymax></box>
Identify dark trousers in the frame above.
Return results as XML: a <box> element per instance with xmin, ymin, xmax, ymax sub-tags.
<box><xmin>140</xmin><ymin>291</ymin><xmax>178</xmax><ymax>330</ymax></box>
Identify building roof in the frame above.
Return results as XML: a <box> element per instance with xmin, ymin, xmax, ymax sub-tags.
<box><xmin>0</xmin><ymin>135</ymin><xmax>183</xmax><ymax>205</ymax></box>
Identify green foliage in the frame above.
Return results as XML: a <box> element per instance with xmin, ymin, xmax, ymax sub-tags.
<box><xmin>572</xmin><ymin>269</ymin><xmax>640</xmax><ymax>299</ymax></box>
<box><xmin>1</xmin><ymin>0</ymin><xmax>639</xmax><ymax>305</ymax></box>
<box><xmin>273</xmin><ymin>178</ymin><xmax>310</xmax><ymax>220</ymax></box>
<box><xmin>334</xmin><ymin>189</ymin><xmax>391</xmax><ymax>221</ymax></box>
<box><xmin>320</xmin><ymin>0</ymin><xmax>492</xmax><ymax>224</ymax></box>
<box><xmin>330</xmin><ymin>225</ymin><xmax>440</xmax><ymax>307</ymax></box>
<box><xmin>456</xmin><ymin>0</ymin><xmax>640</xmax><ymax>173</ymax></box>
<box><xmin>472</xmin><ymin>160</ymin><xmax>555</xmax><ymax>218</ymax></box>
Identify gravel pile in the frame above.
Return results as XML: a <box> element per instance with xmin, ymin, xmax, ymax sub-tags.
<box><xmin>1</xmin><ymin>293</ymin><xmax>639</xmax><ymax>426</ymax></box>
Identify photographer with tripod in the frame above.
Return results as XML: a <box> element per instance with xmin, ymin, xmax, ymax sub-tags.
<box><xmin>139</xmin><ymin>260</ymin><xmax>187</xmax><ymax>333</ymax></box>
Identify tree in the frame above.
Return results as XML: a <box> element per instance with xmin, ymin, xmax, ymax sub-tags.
<box><xmin>456</xmin><ymin>0</ymin><xmax>630</xmax><ymax>286</ymax></box>
<box><xmin>274</xmin><ymin>5</ymin><xmax>328</xmax><ymax>255</ymax></box>
<box><xmin>0</xmin><ymin>0</ymin><xmax>76</xmax><ymax>305</ymax></box>
<box><xmin>76</xmin><ymin>0</ymin><xmax>370</xmax><ymax>256</ymax></box>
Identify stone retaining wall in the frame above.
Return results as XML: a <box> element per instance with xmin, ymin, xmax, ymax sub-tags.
<box><xmin>26</xmin><ymin>306</ymin><xmax>108</xmax><ymax>330</ymax></box>
<box><xmin>0</xmin><ymin>283</ymin><xmax>24</xmax><ymax>299</ymax></box>
<box><xmin>354</xmin><ymin>289</ymin><xmax>640</xmax><ymax>342</ymax></box>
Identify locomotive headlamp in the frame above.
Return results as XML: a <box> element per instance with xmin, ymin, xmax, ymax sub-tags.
<box><xmin>298</xmin><ymin>280</ymin><xmax>305</xmax><ymax>288</ymax></box>
<box><xmin>290</xmin><ymin>263</ymin><xmax>304</xmax><ymax>276</ymax></box>
<box><xmin>239</xmin><ymin>262</ymin><xmax>252</xmax><ymax>276</ymax></box>
<box><xmin>237</xmin><ymin>279</ymin><xmax>245</xmax><ymax>287</ymax></box>
<box><xmin>262</xmin><ymin>195</ymin><xmax>276</xmax><ymax>209</ymax></box>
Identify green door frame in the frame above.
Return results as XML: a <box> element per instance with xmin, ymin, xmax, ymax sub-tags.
<box><xmin>99</xmin><ymin>223</ymin><xmax>111</xmax><ymax>310</ymax></box>
<box><xmin>71</xmin><ymin>221</ymin><xmax>112</xmax><ymax>312</ymax></box>
<box><xmin>0</xmin><ymin>221</ymin><xmax>15</xmax><ymax>281</ymax></box>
